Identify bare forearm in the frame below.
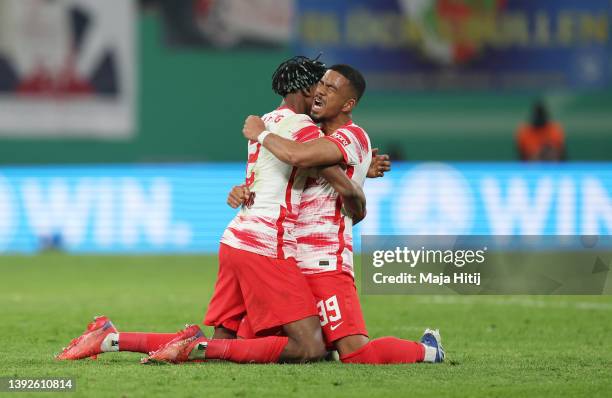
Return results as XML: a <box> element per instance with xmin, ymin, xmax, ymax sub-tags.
<box><xmin>262</xmin><ymin>134</ymin><xmax>343</xmax><ymax>168</ymax></box>
<box><xmin>342</xmin><ymin>182</ymin><xmax>366</xmax><ymax>224</ymax></box>
<box><xmin>319</xmin><ymin>166</ymin><xmax>366</xmax><ymax>222</ymax></box>
<box><xmin>261</xmin><ymin>133</ymin><xmax>303</xmax><ymax>166</ymax></box>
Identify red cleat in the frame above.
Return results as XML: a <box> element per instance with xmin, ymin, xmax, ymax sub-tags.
<box><xmin>141</xmin><ymin>325</ymin><xmax>206</xmax><ymax>364</ymax></box>
<box><xmin>56</xmin><ymin>316</ymin><xmax>117</xmax><ymax>360</ymax></box>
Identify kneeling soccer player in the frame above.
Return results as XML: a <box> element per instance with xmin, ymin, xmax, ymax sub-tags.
<box><xmin>238</xmin><ymin>64</ymin><xmax>445</xmax><ymax>364</ymax></box>
<box><xmin>56</xmin><ymin>56</ymin><xmax>365</xmax><ymax>365</ymax></box>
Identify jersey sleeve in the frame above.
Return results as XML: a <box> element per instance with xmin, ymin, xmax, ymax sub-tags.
<box><xmin>289</xmin><ymin>115</ymin><xmax>323</xmax><ymax>143</ymax></box>
<box><xmin>273</xmin><ymin>113</ymin><xmax>322</xmax><ymax>142</ymax></box>
<box><xmin>324</xmin><ymin>126</ymin><xmax>370</xmax><ymax>166</ymax></box>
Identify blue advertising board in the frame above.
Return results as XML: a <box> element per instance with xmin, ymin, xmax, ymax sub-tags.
<box><xmin>0</xmin><ymin>163</ymin><xmax>610</xmax><ymax>253</ymax></box>
<box><xmin>294</xmin><ymin>0</ymin><xmax>612</xmax><ymax>90</ymax></box>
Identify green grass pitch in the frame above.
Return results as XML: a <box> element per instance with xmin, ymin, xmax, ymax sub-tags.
<box><xmin>1</xmin><ymin>255</ymin><xmax>611</xmax><ymax>397</ymax></box>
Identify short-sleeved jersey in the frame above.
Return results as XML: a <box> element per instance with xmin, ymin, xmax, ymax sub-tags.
<box><xmin>294</xmin><ymin>121</ymin><xmax>372</xmax><ymax>277</ymax></box>
<box><xmin>221</xmin><ymin>106</ymin><xmax>322</xmax><ymax>259</ymax></box>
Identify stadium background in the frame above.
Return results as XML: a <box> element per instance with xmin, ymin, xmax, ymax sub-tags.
<box><xmin>0</xmin><ymin>0</ymin><xmax>610</xmax><ymax>253</ymax></box>
<box><xmin>1</xmin><ymin>1</ymin><xmax>611</xmax><ymax>397</ymax></box>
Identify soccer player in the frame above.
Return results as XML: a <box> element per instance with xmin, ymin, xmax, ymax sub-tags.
<box><xmin>144</xmin><ymin>64</ymin><xmax>443</xmax><ymax>365</ymax></box>
<box><xmin>239</xmin><ymin>64</ymin><xmax>445</xmax><ymax>364</ymax></box>
<box><xmin>56</xmin><ymin>56</ymin><xmax>366</xmax><ymax>364</ymax></box>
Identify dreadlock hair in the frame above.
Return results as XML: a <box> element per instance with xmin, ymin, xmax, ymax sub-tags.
<box><xmin>272</xmin><ymin>55</ymin><xmax>326</xmax><ymax>97</ymax></box>
<box><xmin>329</xmin><ymin>64</ymin><xmax>366</xmax><ymax>102</ymax></box>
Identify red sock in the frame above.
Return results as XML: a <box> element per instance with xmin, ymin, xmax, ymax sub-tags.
<box><xmin>118</xmin><ymin>333</ymin><xmax>179</xmax><ymax>353</ymax></box>
<box><xmin>205</xmin><ymin>336</ymin><xmax>288</xmax><ymax>363</ymax></box>
<box><xmin>340</xmin><ymin>337</ymin><xmax>425</xmax><ymax>364</ymax></box>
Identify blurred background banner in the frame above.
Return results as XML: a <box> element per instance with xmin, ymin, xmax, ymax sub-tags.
<box><xmin>158</xmin><ymin>0</ymin><xmax>293</xmax><ymax>48</ymax></box>
<box><xmin>0</xmin><ymin>1</ymin><xmax>609</xmax><ymax>254</ymax></box>
<box><xmin>359</xmin><ymin>162</ymin><xmax>612</xmax><ymax>237</ymax></box>
<box><xmin>295</xmin><ymin>0</ymin><xmax>612</xmax><ymax>90</ymax></box>
<box><xmin>0</xmin><ymin>162</ymin><xmax>610</xmax><ymax>253</ymax></box>
<box><xmin>0</xmin><ymin>0</ymin><xmax>137</xmax><ymax>138</ymax></box>
<box><xmin>0</xmin><ymin>163</ymin><xmax>238</xmax><ymax>254</ymax></box>
<box><xmin>0</xmin><ymin>1</ymin><xmax>609</xmax><ymax>164</ymax></box>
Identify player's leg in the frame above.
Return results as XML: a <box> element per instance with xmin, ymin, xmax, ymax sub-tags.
<box><xmin>55</xmin><ymin>316</ymin><xmax>182</xmax><ymax>359</ymax></box>
<box><xmin>108</xmin><ymin>331</ymin><xmax>180</xmax><ymax>354</ymax></box>
<box><xmin>120</xmin><ymin>242</ymin><xmax>245</xmax><ymax>352</ymax></box>
<box><xmin>334</xmin><ymin>334</ymin><xmax>369</xmax><ymax>354</ymax></box>
<box><xmin>145</xmin><ymin>245</ymin><xmax>326</xmax><ymax>364</ymax></box>
<box><xmin>237</xmin><ymin>314</ymin><xmax>339</xmax><ymax>362</ymax></box>
<box><xmin>279</xmin><ymin>315</ymin><xmax>326</xmax><ymax>362</ymax></box>
<box><xmin>57</xmin><ymin>244</ymin><xmax>246</xmax><ymax>360</ymax></box>
<box><xmin>338</xmin><ymin>335</ymin><xmax>426</xmax><ymax>364</ymax></box>
<box><xmin>200</xmin><ymin>247</ymin><xmax>325</xmax><ymax>363</ymax></box>
<box><xmin>304</xmin><ymin>273</ymin><xmax>375</xmax><ymax>361</ymax></box>
<box><xmin>203</xmin><ymin>243</ymin><xmax>248</xmax><ymax>338</ymax></box>
<box><xmin>212</xmin><ymin>326</ymin><xmax>237</xmax><ymax>339</ymax></box>
<box><xmin>144</xmin><ymin>318</ymin><xmax>326</xmax><ymax>364</ymax></box>
<box><xmin>199</xmin><ymin>315</ymin><xmax>325</xmax><ymax>364</ymax></box>
<box><xmin>235</xmin><ymin>315</ymin><xmax>257</xmax><ymax>339</ymax></box>
<box><xmin>236</xmin><ymin>314</ymin><xmax>327</xmax><ymax>362</ymax></box>
<box><xmin>307</xmin><ymin>273</ymin><xmax>443</xmax><ymax>364</ymax></box>
<box><xmin>339</xmin><ymin>332</ymin><xmax>444</xmax><ymax>364</ymax></box>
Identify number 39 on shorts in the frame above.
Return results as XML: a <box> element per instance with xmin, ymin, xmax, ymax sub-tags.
<box><xmin>317</xmin><ymin>295</ymin><xmax>342</xmax><ymax>327</ymax></box>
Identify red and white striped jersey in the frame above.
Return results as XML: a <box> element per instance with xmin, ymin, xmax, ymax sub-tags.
<box><xmin>221</xmin><ymin>106</ymin><xmax>322</xmax><ymax>259</ymax></box>
<box><xmin>295</xmin><ymin>121</ymin><xmax>372</xmax><ymax>277</ymax></box>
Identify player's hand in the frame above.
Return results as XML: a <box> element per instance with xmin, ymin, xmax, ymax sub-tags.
<box><xmin>243</xmin><ymin>115</ymin><xmax>266</xmax><ymax>141</ymax></box>
<box><xmin>367</xmin><ymin>148</ymin><xmax>391</xmax><ymax>178</ymax></box>
<box><xmin>227</xmin><ymin>185</ymin><xmax>251</xmax><ymax>208</ymax></box>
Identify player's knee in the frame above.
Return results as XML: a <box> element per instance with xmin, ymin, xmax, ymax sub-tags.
<box><xmin>285</xmin><ymin>337</ymin><xmax>326</xmax><ymax>363</ymax></box>
<box><xmin>299</xmin><ymin>340</ymin><xmax>327</xmax><ymax>362</ymax></box>
<box><xmin>283</xmin><ymin>316</ymin><xmax>327</xmax><ymax>362</ymax></box>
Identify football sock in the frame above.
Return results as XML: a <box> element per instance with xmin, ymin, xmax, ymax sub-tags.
<box><xmin>422</xmin><ymin>344</ymin><xmax>438</xmax><ymax>363</ymax></box>
<box><xmin>203</xmin><ymin>336</ymin><xmax>289</xmax><ymax>363</ymax></box>
<box><xmin>100</xmin><ymin>333</ymin><xmax>119</xmax><ymax>352</ymax></box>
<box><xmin>340</xmin><ymin>337</ymin><xmax>425</xmax><ymax>364</ymax></box>
<box><xmin>102</xmin><ymin>332</ymin><xmax>179</xmax><ymax>353</ymax></box>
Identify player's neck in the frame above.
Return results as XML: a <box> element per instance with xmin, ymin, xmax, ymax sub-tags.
<box><xmin>281</xmin><ymin>94</ymin><xmax>306</xmax><ymax>114</ymax></box>
<box><xmin>321</xmin><ymin>113</ymin><xmax>352</xmax><ymax>135</ymax></box>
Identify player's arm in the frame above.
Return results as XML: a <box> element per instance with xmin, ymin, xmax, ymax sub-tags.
<box><xmin>263</xmin><ymin>134</ymin><xmax>342</xmax><ymax>168</ymax></box>
<box><xmin>243</xmin><ymin>115</ymin><xmax>343</xmax><ymax>168</ymax></box>
<box><xmin>319</xmin><ymin>166</ymin><xmax>366</xmax><ymax>224</ymax></box>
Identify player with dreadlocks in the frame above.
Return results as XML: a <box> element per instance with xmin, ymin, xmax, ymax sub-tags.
<box><xmin>237</xmin><ymin>64</ymin><xmax>445</xmax><ymax>365</ymax></box>
<box><xmin>56</xmin><ymin>56</ymin><xmax>366</xmax><ymax>364</ymax></box>
<box><xmin>145</xmin><ymin>62</ymin><xmax>442</xmax><ymax>365</ymax></box>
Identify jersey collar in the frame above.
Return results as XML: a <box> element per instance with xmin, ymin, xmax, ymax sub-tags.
<box><xmin>276</xmin><ymin>105</ymin><xmax>296</xmax><ymax>113</ymax></box>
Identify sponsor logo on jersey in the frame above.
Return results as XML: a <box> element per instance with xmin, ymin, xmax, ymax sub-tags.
<box><xmin>331</xmin><ymin>132</ymin><xmax>350</xmax><ymax>147</ymax></box>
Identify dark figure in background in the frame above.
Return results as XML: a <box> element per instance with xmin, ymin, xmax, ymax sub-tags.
<box><xmin>516</xmin><ymin>101</ymin><xmax>566</xmax><ymax>161</ymax></box>
<box><xmin>385</xmin><ymin>141</ymin><xmax>405</xmax><ymax>161</ymax></box>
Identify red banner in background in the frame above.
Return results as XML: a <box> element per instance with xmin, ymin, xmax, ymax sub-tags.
<box><xmin>0</xmin><ymin>0</ymin><xmax>137</xmax><ymax>139</ymax></box>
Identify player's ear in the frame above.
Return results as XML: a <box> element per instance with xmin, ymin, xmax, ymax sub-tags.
<box><xmin>342</xmin><ymin>98</ymin><xmax>356</xmax><ymax>113</ymax></box>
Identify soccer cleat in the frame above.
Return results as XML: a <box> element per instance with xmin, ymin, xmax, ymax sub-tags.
<box><xmin>420</xmin><ymin>328</ymin><xmax>445</xmax><ymax>363</ymax></box>
<box><xmin>56</xmin><ymin>316</ymin><xmax>117</xmax><ymax>360</ymax></box>
<box><xmin>141</xmin><ymin>324</ymin><xmax>206</xmax><ymax>364</ymax></box>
